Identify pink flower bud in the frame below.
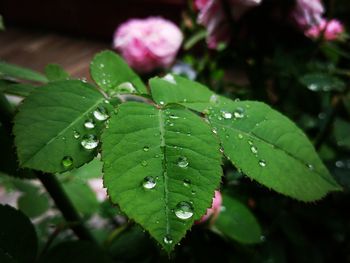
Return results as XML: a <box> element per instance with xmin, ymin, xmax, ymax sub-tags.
<box><xmin>87</xmin><ymin>178</ymin><xmax>107</xmax><ymax>202</ymax></box>
<box><xmin>305</xmin><ymin>19</ymin><xmax>345</xmax><ymax>41</ymax></box>
<box><xmin>290</xmin><ymin>0</ymin><xmax>324</xmax><ymax>30</ymax></box>
<box><xmin>197</xmin><ymin>190</ymin><xmax>222</xmax><ymax>224</ymax></box>
<box><xmin>113</xmin><ymin>17</ymin><xmax>183</xmax><ymax>73</ymax></box>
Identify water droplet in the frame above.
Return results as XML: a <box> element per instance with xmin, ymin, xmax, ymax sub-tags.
<box><xmin>219</xmin><ymin>148</ymin><xmax>224</xmax><ymax>154</ymax></box>
<box><xmin>141</xmin><ymin>160</ymin><xmax>148</xmax><ymax>167</ymax></box>
<box><xmin>159</xmin><ymin>101</ymin><xmax>165</xmax><ymax>106</ymax></box>
<box><xmin>143</xmin><ymin>146</ymin><xmax>149</xmax><ymax>152</ymax></box>
<box><xmin>174</xmin><ymin>201</ymin><xmax>194</xmax><ymax>220</ymax></box>
<box><xmin>308</xmin><ymin>84</ymin><xmax>318</xmax><ymax>91</ymax></box>
<box><xmin>233</xmin><ymin>107</ymin><xmax>245</xmax><ymax>119</ymax></box>
<box><xmin>142</xmin><ymin>176</ymin><xmax>156</xmax><ymax>189</ymax></box>
<box><xmin>93</xmin><ymin>106</ymin><xmax>109</xmax><ymax>121</ymax></box>
<box><xmin>81</xmin><ymin>134</ymin><xmax>99</xmax><ymax>150</ymax></box>
<box><xmin>99</xmin><ymin>63</ymin><xmax>105</xmax><ymax>69</ymax></box>
<box><xmin>164</xmin><ymin>235</ymin><xmax>173</xmax><ymax>244</ymax></box>
<box><xmin>250</xmin><ymin>146</ymin><xmax>258</xmax><ymax>154</ymax></box>
<box><xmin>238</xmin><ymin>134</ymin><xmax>243</xmax><ymax>139</ymax></box>
<box><xmin>73</xmin><ymin>130</ymin><xmax>80</xmax><ymax>139</ymax></box>
<box><xmin>61</xmin><ymin>156</ymin><xmax>73</xmax><ymax>168</ymax></box>
<box><xmin>307</xmin><ymin>164</ymin><xmax>314</xmax><ymax>170</ymax></box>
<box><xmin>259</xmin><ymin>160</ymin><xmax>266</xmax><ymax>167</ymax></box>
<box><xmin>209</xmin><ymin>94</ymin><xmax>219</xmax><ymax>104</ymax></box>
<box><xmin>177</xmin><ymin>156</ymin><xmax>189</xmax><ymax>168</ymax></box>
<box><xmin>103</xmin><ymin>99</ymin><xmax>110</xmax><ymax>104</ymax></box>
<box><xmin>183</xmin><ymin>179</ymin><xmax>191</xmax><ymax>187</ymax></box>
<box><xmin>260</xmin><ymin>235</ymin><xmax>266</xmax><ymax>242</ymax></box>
<box><xmin>169</xmin><ymin>114</ymin><xmax>179</xmax><ymax>119</ymax></box>
<box><xmin>335</xmin><ymin>160</ymin><xmax>345</xmax><ymax>168</ymax></box>
<box><xmin>162</xmin><ymin>73</ymin><xmax>177</xmax><ymax>84</ymax></box>
<box><xmin>84</xmin><ymin>119</ymin><xmax>95</xmax><ymax>129</ymax></box>
<box><xmin>212</xmin><ymin>128</ymin><xmax>218</xmax><ymax>134</ymax></box>
<box><xmin>191</xmin><ymin>190</ymin><xmax>196</xmax><ymax>195</ymax></box>
<box><xmin>117</xmin><ymin>82</ymin><xmax>136</xmax><ymax>93</ymax></box>
<box><xmin>221</xmin><ymin>111</ymin><xmax>232</xmax><ymax>119</ymax></box>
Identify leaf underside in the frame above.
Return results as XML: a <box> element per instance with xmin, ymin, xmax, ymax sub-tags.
<box><xmin>14</xmin><ymin>80</ymin><xmax>110</xmax><ymax>173</ymax></box>
<box><xmin>102</xmin><ymin>102</ymin><xmax>222</xmax><ymax>251</ymax></box>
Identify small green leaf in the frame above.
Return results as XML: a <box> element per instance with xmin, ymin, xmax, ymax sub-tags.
<box><xmin>102</xmin><ymin>102</ymin><xmax>222</xmax><ymax>252</ymax></box>
<box><xmin>184</xmin><ymin>30</ymin><xmax>207</xmax><ymax>50</ymax></box>
<box><xmin>150</xmin><ymin>74</ymin><xmax>231</xmax><ymax>111</ymax></box>
<box><xmin>215</xmin><ymin>195</ymin><xmax>262</xmax><ymax>244</ymax></box>
<box><xmin>0</xmin><ymin>61</ymin><xmax>47</xmax><ymax>83</ymax></box>
<box><xmin>45</xmin><ymin>64</ymin><xmax>70</xmax><ymax>81</ymax></box>
<box><xmin>90</xmin><ymin>50</ymin><xmax>147</xmax><ymax>94</ymax></box>
<box><xmin>0</xmin><ymin>204</ymin><xmax>38</xmax><ymax>263</ymax></box>
<box><xmin>18</xmin><ymin>192</ymin><xmax>49</xmax><ymax>218</ymax></box>
<box><xmin>0</xmin><ymin>80</ymin><xmax>36</xmax><ymax>97</ymax></box>
<box><xmin>14</xmin><ymin>80</ymin><xmax>111</xmax><ymax>173</ymax></box>
<box><xmin>334</xmin><ymin>118</ymin><xmax>350</xmax><ymax>149</ymax></box>
<box><xmin>300</xmin><ymin>73</ymin><xmax>345</xmax><ymax>92</ymax></box>
<box><xmin>208</xmin><ymin>100</ymin><xmax>341</xmax><ymax>201</ymax></box>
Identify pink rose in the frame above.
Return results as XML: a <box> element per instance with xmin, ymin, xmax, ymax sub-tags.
<box><xmin>197</xmin><ymin>190</ymin><xmax>222</xmax><ymax>224</ymax></box>
<box><xmin>195</xmin><ymin>0</ymin><xmax>262</xmax><ymax>49</ymax></box>
<box><xmin>306</xmin><ymin>19</ymin><xmax>345</xmax><ymax>41</ymax></box>
<box><xmin>113</xmin><ymin>17</ymin><xmax>183</xmax><ymax>73</ymax></box>
<box><xmin>290</xmin><ymin>0</ymin><xmax>324</xmax><ymax>30</ymax></box>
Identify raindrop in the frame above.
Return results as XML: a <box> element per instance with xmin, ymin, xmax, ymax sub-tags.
<box><xmin>143</xmin><ymin>146</ymin><xmax>150</xmax><ymax>152</ymax></box>
<box><xmin>219</xmin><ymin>148</ymin><xmax>224</xmax><ymax>154</ymax></box>
<box><xmin>177</xmin><ymin>156</ymin><xmax>189</xmax><ymax>168</ymax></box>
<box><xmin>164</xmin><ymin>235</ymin><xmax>173</xmax><ymax>244</ymax></box>
<box><xmin>93</xmin><ymin>106</ymin><xmax>109</xmax><ymax>121</ymax></box>
<box><xmin>99</xmin><ymin>63</ymin><xmax>105</xmax><ymax>69</ymax></box>
<box><xmin>117</xmin><ymin>82</ymin><xmax>136</xmax><ymax>93</ymax></box>
<box><xmin>84</xmin><ymin>119</ymin><xmax>95</xmax><ymax>129</ymax></box>
<box><xmin>233</xmin><ymin>107</ymin><xmax>245</xmax><ymax>119</ymax></box>
<box><xmin>73</xmin><ymin>130</ymin><xmax>80</xmax><ymax>139</ymax></box>
<box><xmin>61</xmin><ymin>156</ymin><xmax>73</xmax><ymax>168</ymax></box>
<box><xmin>191</xmin><ymin>190</ymin><xmax>196</xmax><ymax>195</ymax></box>
<box><xmin>141</xmin><ymin>160</ymin><xmax>148</xmax><ymax>167</ymax></box>
<box><xmin>212</xmin><ymin>128</ymin><xmax>218</xmax><ymax>134</ymax></box>
<box><xmin>169</xmin><ymin>114</ymin><xmax>179</xmax><ymax>119</ymax></box>
<box><xmin>250</xmin><ymin>146</ymin><xmax>258</xmax><ymax>154</ymax></box>
<box><xmin>221</xmin><ymin>111</ymin><xmax>232</xmax><ymax>119</ymax></box>
<box><xmin>162</xmin><ymin>74</ymin><xmax>177</xmax><ymax>84</ymax></box>
<box><xmin>174</xmin><ymin>201</ymin><xmax>194</xmax><ymax>220</ymax></box>
<box><xmin>183</xmin><ymin>179</ymin><xmax>191</xmax><ymax>187</ymax></box>
<box><xmin>238</xmin><ymin>134</ymin><xmax>243</xmax><ymax>139</ymax></box>
<box><xmin>103</xmin><ymin>99</ymin><xmax>110</xmax><ymax>104</ymax></box>
<box><xmin>258</xmin><ymin>160</ymin><xmax>266</xmax><ymax>167</ymax></box>
<box><xmin>335</xmin><ymin>161</ymin><xmax>345</xmax><ymax>168</ymax></box>
<box><xmin>308</xmin><ymin>84</ymin><xmax>318</xmax><ymax>91</ymax></box>
<box><xmin>209</xmin><ymin>94</ymin><xmax>219</xmax><ymax>104</ymax></box>
<box><xmin>159</xmin><ymin>101</ymin><xmax>165</xmax><ymax>106</ymax></box>
<box><xmin>307</xmin><ymin>164</ymin><xmax>314</xmax><ymax>170</ymax></box>
<box><xmin>81</xmin><ymin>135</ymin><xmax>99</xmax><ymax>150</ymax></box>
<box><xmin>142</xmin><ymin>176</ymin><xmax>156</xmax><ymax>189</ymax></box>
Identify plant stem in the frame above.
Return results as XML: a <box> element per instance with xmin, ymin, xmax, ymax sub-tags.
<box><xmin>0</xmin><ymin>93</ymin><xmax>96</xmax><ymax>244</ymax></box>
<box><xmin>37</xmin><ymin>172</ymin><xmax>96</xmax><ymax>243</ymax></box>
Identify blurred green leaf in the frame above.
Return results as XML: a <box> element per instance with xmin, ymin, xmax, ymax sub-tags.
<box><xmin>45</xmin><ymin>64</ymin><xmax>70</xmax><ymax>81</ymax></box>
<box><xmin>0</xmin><ymin>61</ymin><xmax>47</xmax><ymax>83</ymax></box>
<box><xmin>334</xmin><ymin>118</ymin><xmax>350</xmax><ymax>149</ymax></box>
<box><xmin>0</xmin><ymin>15</ymin><xmax>4</xmax><ymax>31</ymax></box>
<box><xmin>18</xmin><ymin>192</ymin><xmax>50</xmax><ymax>218</ymax></box>
<box><xmin>0</xmin><ymin>204</ymin><xmax>38</xmax><ymax>263</ymax></box>
<box><xmin>299</xmin><ymin>73</ymin><xmax>345</xmax><ymax>92</ymax></box>
<box><xmin>0</xmin><ymin>81</ymin><xmax>36</xmax><ymax>97</ymax></box>
<box><xmin>184</xmin><ymin>30</ymin><xmax>207</xmax><ymax>50</ymax></box>
<box><xmin>215</xmin><ymin>195</ymin><xmax>261</xmax><ymax>244</ymax></box>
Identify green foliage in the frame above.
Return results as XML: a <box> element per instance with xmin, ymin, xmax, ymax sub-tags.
<box><xmin>0</xmin><ymin>204</ymin><xmax>38</xmax><ymax>263</ymax></box>
<box><xmin>102</xmin><ymin>102</ymin><xmax>222</xmax><ymax>251</ymax></box>
<box><xmin>0</xmin><ymin>82</ymin><xmax>36</xmax><ymax>97</ymax></box>
<box><xmin>13</xmin><ymin>80</ymin><xmax>111</xmax><ymax>173</ymax></box>
<box><xmin>215</xmin><ymin>195</ymin><xmax>261</xmax><ymax>244</ymax></box>
<box><xmin>0</xmin><ymin>61</ymin><xmax>47</xmax><ymax>83</ymax></box>
<box><xmin>299</xmin><ymin>73</ymin><xmax>346</xmax><ymax>92</ymax></box>
<box><xmin>90</xmin><ymin>50</ymin><xmax>147</xmax><ymax>94</ymax></box>
<box><xmin>334</xmin><ymin>118</ymin><xmax>350</xmax><ymax>149</ymax></box>
<box><xmin>18</xmin><ymin>191</ymin><xmax>50</xmax><ymax>218</ymax></box>
<box><xmin>45</xmin><ymin>64</ymin><xmax>70</xmax><ymax>81</ymax></box>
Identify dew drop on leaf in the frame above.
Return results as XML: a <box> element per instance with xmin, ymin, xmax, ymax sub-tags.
<box><xmin>164</xmin><ymin>235</ymin><xmax>173</xmax><ymax>244</ymax></box>
<box><xmin>238</xmin><ymin>134</ymin><xmax>243</xmax><ymax>139</ymax></box>
<box><xmin>250</xmin><ymin>146</ymin><xmax>258</xmax><ymax>154</ymax></box>
<box><xmin>117</xmin><ymin>82</ymin><xmax>136</xmax><ymax>93</ymax></box>
<box><xmin>233</xmin><ymin>107</ymin><xmax>245</xmax><ymax>118</ymax></box>
<box><xmin>221</xmin><ymin>111</ymin><xmax>232</xmax><ymax>119</ymax></box>
<box><xmin>93</xmin><ymin>106</ymin><xmax>109</xmax><ymax>121</ymax></box>
<box><xmin>142</xmin><ymin>176</ymin><xmax>156</xmax><ymax>189</ymax></box>
<box><xmin>81</xmin><ymin>134</ymin><xmax>99</xmax><ymax>150</ymax></box>
<box><xmin>84</xmin><ymin>119</ymin><xmax>95</xmax><ymax>129</ymax></box>
<box><xmin>175</xmin><ymin>201</ymin><xmax>194</xmax><ymax>220</ymax></box>
<box><xmin>259</xmin><ymin>160</ymin><xmax>266</xmax><ymax>167</ymax></box>
<box><xmin>183</xmin><ymin>179</ymin><xmax>191</xmax><ymax>187</ymax></box>
<box><xmin>61</xmin><ymin>156</ymin><xmax>73</xmax><ymax>168</ymax></box>
<box><xmin>159</xmin><ymin>101</ymin><xmax>165</xmax><ymax>106</ymax></box>
<box><xmin>177</xmin><ymin>156</ymin><xmax>189</xmax><ymax>168</ymax></box>
<box><xmin>73</xmin><ymin>130</ymin><xmax>80</xmax><ymax>139</ymax></box>
<box><xmin>162</xmin><ymin>73</ymin><xmax>177</xmax><ymax>84</ymax></box>
<box><xmin>143</xmin><ymin>146</ymin><xmax>149</xmax><ymax>152</ymax></box>
<box><xmin>307</xmin><ymin>164</ymin><xmax>314</xmax><ymax>170</ymax></box>
<box><xmin>141</xmin><ymin>160</ymin><xmax>148</xmax><ymax>167</ymax></box>
<box><xmin>169</xmin><ymin>114</ymin><xmax>179</xmax><ymax>119</ymax></box>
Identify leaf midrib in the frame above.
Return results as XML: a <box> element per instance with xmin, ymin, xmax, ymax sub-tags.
<box><xmin>22</xmin><ymin>96</ymin><xmax>105</xmax><ymax>166</ymax></box>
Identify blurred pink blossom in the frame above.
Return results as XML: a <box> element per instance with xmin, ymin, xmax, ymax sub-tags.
<box><xmin>290</xmin><ymin>0</ymin><xmax>324</xmax><ymax>30</ymax></box>
<box><xmin>113</xmin><ymin>17</ymin><xmax>183</xmax><ymax>73</ymax></box>
<box><xmin>305</xmin><ymin>19</ymin><xmax>345</xmax><ymax>41</ymax></box>
<box><xmin>88</xmin><ymin>178</ymin><xmax>107</xmax><ymax>202</ymax></box>
<box><xmin>195</xmin><ymin>0</ymin><xmax>262</xmax><ymax>49</ymax></box>
<box><xmin>198</xmin><ymin>190</ymin><xmax>222</xmax><ymax>224</ymax></box>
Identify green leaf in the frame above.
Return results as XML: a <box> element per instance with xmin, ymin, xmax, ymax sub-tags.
<box><xmin>18</xmin><ymin>192</ymin><xmax>50</xmax><ymax>218</ymax></box>
<box><xmin>215</xmin><ymin>195</ymin><xmax>261</xmax><ymax>244</ymax></box>
<box><xmin>0</xmin><ymin>81</ymin><xmax>36</xmax><ymax>97</ymax></box>
<box><xmin>208</xmin><ymin>100</ymin><xmax>341</xmax><ymax>201</ymax></box>
<box><xmin>184</xmin><ymin>30</ymin><xmax>207</xmax><ymax>50</ymax></box>
<box><xmin>334</xmin><ymin>118</ymin><xmax>350</xmax><ymax>149</ymax></box>
<box><xmin>299</xmin><ymin>73</ymin><xmax>345</xmax><ymax>92</ymax></box>
<box><xmin>62</xmin><ymin>179</ymin><xmax>100</xmax><ymax>216</ymax></box>
<box><xmin>14</xmin><ymin>80</ymin><xmax>111</xmax><ymax>173</ymax></box>
<box><xmin>0</xmin><ymin>61</ymin><xmax>47</xmax><ymax>83</ymax></box>
<box><xmin>90</xmin><ymin>50</ymin><xmax>147</xmax><ymax>94</ymax></box>
<box><xmin>45</xmin><ymin>64</ymin><xmax>70</xmax><ymax>81</ymax></box>
<box><xmin>38</xmin><ymin>241</ymin><xmax>113</xmax><ymax>263</ymax></box>
<box><xmin>102</xmin><ymin>102</ymin><xmax>222</xmax><ymax>252</ymax></box>
<box><xmin>150</xmin><ymin>74</ymin><xmax>231</xmax><ymax>112</ymax></box>
<box><xmin>0</xmin><ymin>15</ymin><xmax>4</xmax><ymax>31</ymax></box>
<box><xmin>0</xmin><ymin>204</ymin><xmax>38</xmax><ymax>263</ymax></box>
